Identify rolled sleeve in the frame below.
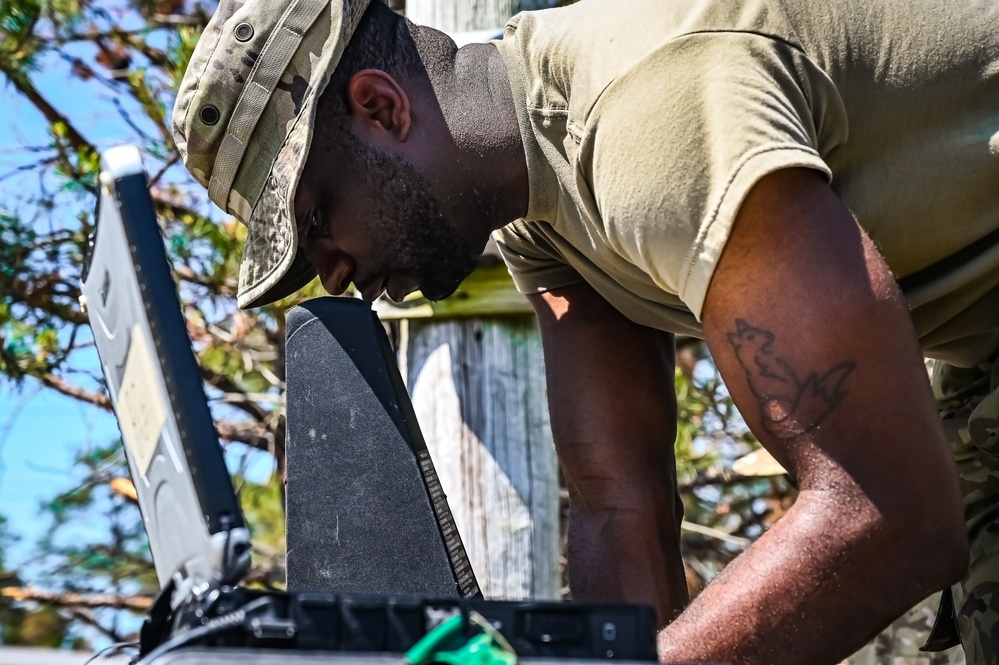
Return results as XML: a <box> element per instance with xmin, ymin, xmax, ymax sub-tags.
<box><xmin>493</xmin><ymin>220</ymin><xmax>585</xmax><ymax>294</ymax></box>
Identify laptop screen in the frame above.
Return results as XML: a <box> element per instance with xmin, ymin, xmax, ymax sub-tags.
<box><xmin>81</xmin><ymin>145</ymin><xmax>250</xmax><ymax>599</ymax></box>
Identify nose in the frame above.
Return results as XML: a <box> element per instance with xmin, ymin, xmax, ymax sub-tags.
<box><xmin>315</xmin><ymin>250</ymin><xmax>355</xmax><ymax>296</ymax></box>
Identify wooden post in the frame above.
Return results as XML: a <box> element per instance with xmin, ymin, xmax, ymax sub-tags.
<box><xmin>377</xmin><ymin>255</ymin><xmax>560</xmax><ymax>599</ymax></box>
<box><xmin>405</xmin><ymin>0</ymin><xmax>556</xmax><ymax>32</ymax></box>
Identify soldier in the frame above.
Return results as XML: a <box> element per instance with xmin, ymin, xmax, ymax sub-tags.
<box><xmin>172</xmin><ymin>0</ymin><xmax>999</xmax><ymax>662</ymax></box>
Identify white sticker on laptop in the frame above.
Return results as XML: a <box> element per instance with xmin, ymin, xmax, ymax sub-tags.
<box><xmin>117</xmin><ymin>326</ymin><xmax>167</xmax><ymax>477</ymax></box>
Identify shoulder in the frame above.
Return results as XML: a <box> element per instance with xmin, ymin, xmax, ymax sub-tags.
<box><xmin>576</xmin><ymin>31</ymin><xmax>842</xmax><ymax>316</ymax></box>
<box><xmin>500</xmin><ymin>0</ymin><xmax>686</xmax><ymax>117</ymax></box>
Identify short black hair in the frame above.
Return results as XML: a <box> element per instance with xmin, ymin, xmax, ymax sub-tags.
<box><xmin>316</xmin><ymin>2</ymin><xmax>425</xmax><ymax>130</ymax></box>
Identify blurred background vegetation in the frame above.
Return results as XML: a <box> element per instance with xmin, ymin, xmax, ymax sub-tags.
<box><xmin>0</xmin><ymin>0</ymin><xmax>793</xmax><ymax>650</ymax></box>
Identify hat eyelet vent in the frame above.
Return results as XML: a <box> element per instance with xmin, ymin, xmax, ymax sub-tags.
<box><xmin>234</xmin><ymin>23</ymin><xmax>254</xmax><ymax>42</ymax></box>
<box><xmin>200</xmin><ymin>105</ymin><xmax>221</xmax><ymax>125</ymax></box>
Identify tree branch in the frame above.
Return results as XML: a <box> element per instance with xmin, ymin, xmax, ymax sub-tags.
<box><xmin>58</xmin><ymin>28</ymin><xmax>149</xmax><ymax>44</ymax></box>
<box><xmin>39</xmin><ymin>373</ymin><xmax>112</xmax><ymax>410</ymax></box>
<box><xmin>216</xmin><ymin>420</ymin><xmax>272</xmax><ymax>452</ymax></box>
<box><xmin>8</xmin><ymin>276</ymin><xmax>88</xmax><ymax>326</ymax></box>
<box><xmin>150</xmin><ymin>12</ymin><xmax>210</xmax><ymax>27</ymax></box>
<box><xmin>39</xmin><ymin>372</ymin><xmax>276</xmax><ymax>453</ymax></box>
<box><xmin>243</xmin><ymin>556</ymin><xmax>286</xmax><ymax>590</ymax></box>
<box><xmin>173</xmin><ymin>263</ymin><xmax>236</xmax><ymax>298</ymax></box>
<box><xmin>680</xmin><ymin>521</ymin><xmax>751</xmax><ymax>549</ymax></box>
<box><xmin>203</xmin><ymin>368</ymin><xmax>269</xmax><ymax>422</ymax></box>
<box><xmin>149</xmin><ymin>153</ymin><xmax>180</xmax><ymax>187</ymax></box>
<box><xmin>2</xmin><ymin>71</ymin><xmax>93</xmax><ymax>155</ymax></box>
<box><xmin>68</xmin><ymin>607</ymin><xmax>129</xmax><ymax>643</ymax></box>
<box><xmin>151</xmin><ymin>191</ymin><xmax>214</xmax><ymax>227</ymax></box>
<box><xmin>1</xmin><ymin>587</ymin><xmax>152</xmax><ymax>611</ymax></box>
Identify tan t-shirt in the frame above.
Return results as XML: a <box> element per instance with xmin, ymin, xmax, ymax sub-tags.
<box><xmin>492</xmin><ymin>0</ymin><xmax>999</xmax><ymax>367</ymax></box>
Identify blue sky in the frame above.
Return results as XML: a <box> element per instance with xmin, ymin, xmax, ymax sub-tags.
<box><xmin>0</xmin><ymin>380</ymin><xmax>120</xmax><ymax>563</ymax></box>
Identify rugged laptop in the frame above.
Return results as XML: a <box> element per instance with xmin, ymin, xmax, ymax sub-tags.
<box><xmin>81</xmin><ymin>144</ymin><xmax>252</xmax><ymax>603</ymax></box>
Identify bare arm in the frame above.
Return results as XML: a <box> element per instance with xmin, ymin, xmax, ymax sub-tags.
<box><xmin>658</xmin><ymin>168</ymin><xmax>969</xmax><ymax>664</ymax></box>
<box><xmin>529</xmin><ymin>284</ymin><xmax>688</xmax><ymax>624</ymax></box>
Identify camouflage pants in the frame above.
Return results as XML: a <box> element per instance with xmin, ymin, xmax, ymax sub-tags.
<box><xmin>851</xmin><ymin>356</ymin><xmax>999</xmax><ymax>664</ymax></box>
<box><xmin>936</xmin><ymin>357</ymin><xmax>999</xmax><ymax>664</ymax></box>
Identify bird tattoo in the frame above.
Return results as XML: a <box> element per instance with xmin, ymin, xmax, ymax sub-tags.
<box><xmin>727</xmin><ymin>319</ymin><xmax>855</xmax><ymax>439</ymax></box>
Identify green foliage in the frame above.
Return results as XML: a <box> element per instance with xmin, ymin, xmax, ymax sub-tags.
<box><xmin>38</xmin><ymin>444</ymin><xmax>158</xmax><ymax>596</ymax></box>
<box><xmin>35</xmin><ymin>443</ymin><xmax>287</xmax><ymax>609</ymax></box>
<box><xmin>0</xmin><ymin>517</ymin><xmax>15</xmax><ymax>595</ymax></box>
<box><xmin>51</xmin><ymin>137</ymin><xmax>100</xmax><ymax>193</ymax></box>
<box><xmin>167</xmin><ymin>27</ymin><xmax>201</xmax><ymax>92</ymax></box>
<box><xmin>239</xmin><ymin>476</ymin><xmax>286</xmax><ymax>554</ymax></box>
<box><xmin>0</xmin><ymin>209</ymin><xmax>84</xmax><ymax>382</ymax></box>
<box><xmin>0</xmin><ymin>0</ymin><xmax>42</xmax><ymax>79</ymax></box>
<box><xmin>1</xmin><ymin>513</ymin><xmax>82</xmax><ymax>649</ymax></box>
<box><xmin>2</xmin><ymin>606</ymin><xmax>80</xmax><ymax>649</ymax></box>
<box><xmin>0</xmin><ymin>209</ymin><xmax>36</xmax><ymax>275</ymax></box>
<box><xmin>237</xmin><ymin>474</ymin><xmax>287</xmax><ymax>590</ymax></box>
<box><xmin>671</xmin><ymin>342</ymin><xmax>796</xmax><ymax>585</ymax></box>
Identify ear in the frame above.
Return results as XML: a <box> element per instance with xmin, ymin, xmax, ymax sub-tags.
<box><xmin>346</xmin><ymin>69</ymin><xmax>412</xmax><ymax>142</ymax></box>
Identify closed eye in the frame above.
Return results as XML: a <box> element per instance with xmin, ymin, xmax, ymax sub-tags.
<box><xmin>302</xmin><ymin>209</ymin><xmax>325</xmax><ymax>241</ymax></box>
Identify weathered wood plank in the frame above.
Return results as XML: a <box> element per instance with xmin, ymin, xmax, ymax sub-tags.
<box><xmin>401</xmin><ymin>317</ymin><xmax>560</xmax><ymax>600</ymax></box>
<box><xmin>406</xmin><ymin>0</ymin><xmax>557</xmax><ymax>32</ymax></box>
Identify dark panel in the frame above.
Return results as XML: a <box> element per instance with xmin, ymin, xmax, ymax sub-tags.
<box><xmin>284</xmin><ymin>298</ymin><xmax>479</xmax><ymax>597</ymax></box>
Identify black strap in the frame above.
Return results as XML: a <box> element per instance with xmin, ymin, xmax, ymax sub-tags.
<box><xmin>898</xmin><ymin>226</ymin><xmax>999</xmax><ymax>294</ymax></box>
<box><xmin>920</xmin><ymin>586</ymin><xmax>961</xmax><ymax>652</ymax></box>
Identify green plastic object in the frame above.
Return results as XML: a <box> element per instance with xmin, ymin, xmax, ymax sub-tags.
<box><xmin>405</xmin><ymin>611</ymin><xmax>517</xmax><ymax>665</ymax></box>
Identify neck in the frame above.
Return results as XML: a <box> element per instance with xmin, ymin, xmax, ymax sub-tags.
<box><xmin>417</xmin><ymin>33</ymin><xmax>530</xmax><ymax>241</ymax></box>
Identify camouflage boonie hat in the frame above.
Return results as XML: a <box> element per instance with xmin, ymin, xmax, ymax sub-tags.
<box><xmin>172</xmin><ymin>0</ymin><xmax>371</xmax><ymax>309</ymax></box>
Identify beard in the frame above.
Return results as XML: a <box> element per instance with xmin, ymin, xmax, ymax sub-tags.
<box><xmin>348</xmin><ymin>135</ymin><xmax>480</xmax><ymax>301</ymax></box>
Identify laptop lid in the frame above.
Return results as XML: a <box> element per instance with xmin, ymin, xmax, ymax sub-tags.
<box><xmin>81</xmin><ymin>145</ymin><xmax>251</xmax><ymax>603</ymax></box>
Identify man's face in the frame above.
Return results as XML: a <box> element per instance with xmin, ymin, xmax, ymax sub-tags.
<box><xmin>295</xmin><ymin>132</ymin><xmax>479</xmax><ymax>302</ymax></box>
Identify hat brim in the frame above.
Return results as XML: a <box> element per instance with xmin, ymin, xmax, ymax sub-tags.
<box><xmin>239</xmin><ymin>247</ymin><xmax>316</xmax><ymax>309</ymax></box>
<box><xmin>235</xmin><ymin>90</ymin><xmax>320</xmax><ymax>310</ymax></box>
<box><xmin>234</xmin><ymin>0</ymin><xmax>373</xmax><ymax>310</ymax></box>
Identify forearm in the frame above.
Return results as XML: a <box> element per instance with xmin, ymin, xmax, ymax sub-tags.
<box><xmin>657</xmin><ymin>488</ymin><xmax>964</xmax><ymax>664</ymax></box>
<box><xmin>554</xmin><ymin>383</ymin><xmax>689</xmax><ymax>623</ymax></box>
<box><xmin>528</xmin><ymin>285</ymin><xmax>689</xmax><ymax>624</ymax></box>
<box><xmin>566</xmin><ymin>467</ymin><xmax>688</xmax><ymax>623</ymax></box>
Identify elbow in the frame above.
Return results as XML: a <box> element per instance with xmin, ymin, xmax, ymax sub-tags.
<box><xmin>876</xmin><ymin>492</ymin><xmax>969</xmax><ymax>592</ymax></box>
<box><xmin>808</xmin><ymin>451</ymin><xmax>970</xmax><ymax>591</ymax></box>
<box><xmin>909</xmin><ymin>508</ymin><xmax>969</xmax><ymax>590</ymax></box>
<box><xmin>811</xmin><ymin>473</ymin><xmax>969</xmax><ymax>594</ymax></box>
<box><xmin>896</xmin><ymin>466</ymin><xmax>969</xmax><ymax>589</ymax></box>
